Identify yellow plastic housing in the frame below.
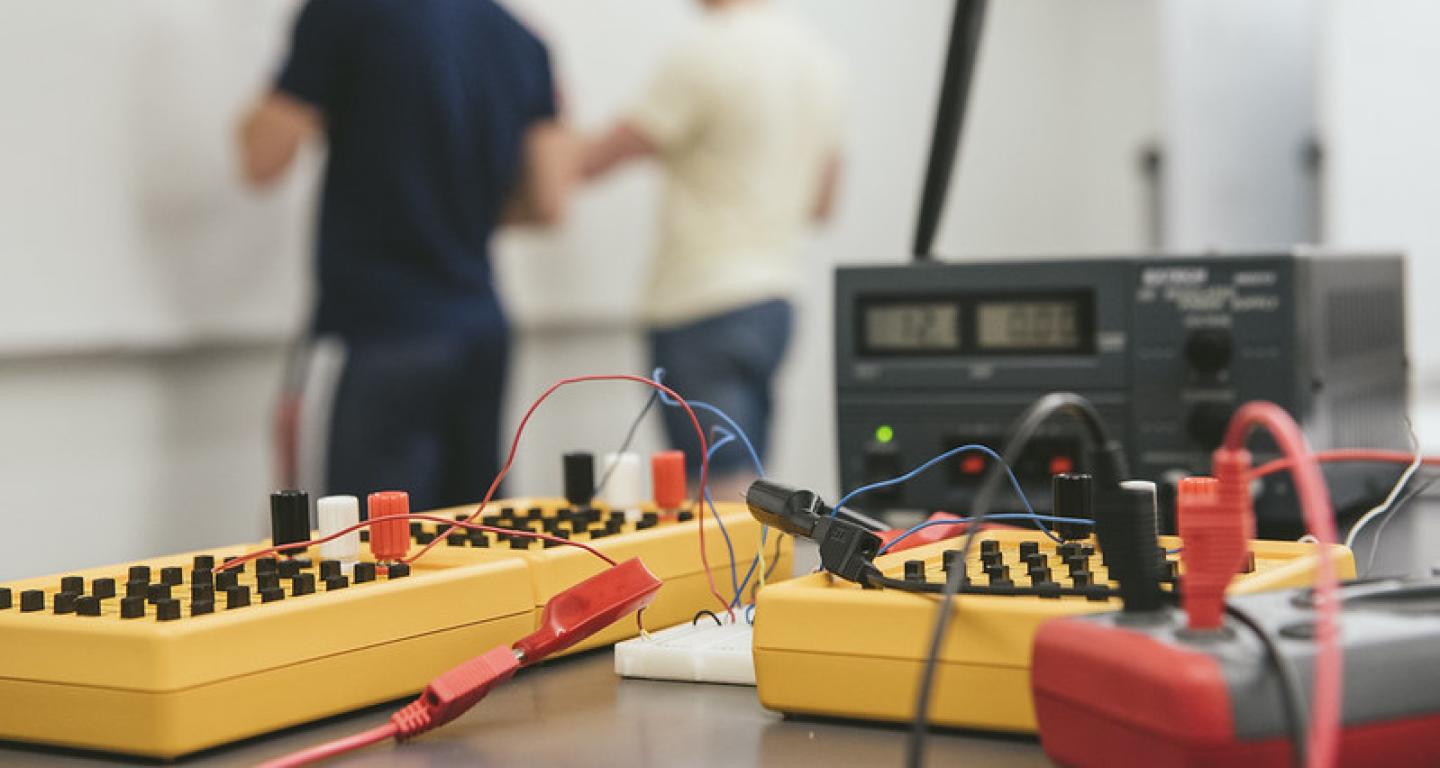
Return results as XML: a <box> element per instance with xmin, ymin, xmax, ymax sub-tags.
<box><xmin>0</xmin><ymin>499</ymin><xmax>791</xmax><ymax>758</ymax></box>
<box><xmin>752</xmin><ymin>531</ymin><xmax>1353</xmax><ymax>733</ymax></box>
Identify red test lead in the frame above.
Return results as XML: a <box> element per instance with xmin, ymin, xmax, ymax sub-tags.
<box><xmin>1176</xmin><ymin>476</ymin><xmax>1247</xmax><ymax>631</ymax></box>
<box><xmin>261</xmin><ymin>558</ymin><xmax>663</xmax><ymax>768</ymax></box>
<box><xmin>514</xmin><ymin>557</ymin><xmax>664</xmax><ymax>662</ymax></box>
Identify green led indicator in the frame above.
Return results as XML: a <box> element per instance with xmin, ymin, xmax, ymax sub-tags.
<box><xmin>875</xmin><ymin>425</ymin><xmax>895</xmax><ymax>444</ymax></box>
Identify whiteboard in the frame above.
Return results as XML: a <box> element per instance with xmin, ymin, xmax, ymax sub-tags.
<box><xmin>0</xmin><ymin>0</ymin><xmax>312</xmax><ymax>355</ymax></box>
<box><xmin>0</xmin><ymin>0</ymin><xmax>704</xmax><ymax>351</ymax></box>
<box><xmin>0</xmin><ymin>0</ymin><xmax>1158</xmax><ymax>354</ymax></box>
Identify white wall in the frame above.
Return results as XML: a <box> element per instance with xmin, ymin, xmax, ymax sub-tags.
<box><xmin>0</xmin><ymin>348</ymin><xmax>282</xmax><ymax>579</ymax></box>
<box><xmin>1322</xmin><ymin>0</ymin><xmax>1440</xmax><ymax>385</ymax></box>
<box><xmin>0</xmin><ymin>1</ymin><xmax>309</xmax><ymax>580</ymax></box>
<box><xmin>1159</xmin><ymin>0</ymin><xmax>1319</xmax><ymax>251</ymax></box>
<box><xmin>0</xmin><ymin>1</ymin><xmax>313</xmax><ymax>355</ymax></box>
<box><xmin>1321</xmin><ymin>0</ymin><xmax>1440</xmax><ymax>571</ymax></box>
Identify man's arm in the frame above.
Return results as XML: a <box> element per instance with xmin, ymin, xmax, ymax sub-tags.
<box><xmin>502</xmin><ymin>120</ymin><xmax>580</xmax><ymax>226</ymax></box>
<box><xmin>238</xmin><ymin>91</ymin><xmax>321</xmax><ymax>187</ymax></box>
<box><xmin>580</xmin><ymin>121</ymin><xmax>658</xmax><ymax>181</ymax></box>
<box><xmin>813</xmin><ymin>151</ymin><xmax>843</xmax><ymax>222</ymax></box>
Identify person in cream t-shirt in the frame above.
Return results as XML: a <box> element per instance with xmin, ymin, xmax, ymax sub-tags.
<box><xmin>583</xmin><ymin>0</ymin><xmax>846</xmax><ymax>498</ymax></box>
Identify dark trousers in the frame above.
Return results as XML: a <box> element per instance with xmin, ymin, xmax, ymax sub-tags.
<box><xmin>324</xmin><ymin>334</ymin><xmax>508</xmax><ymax>513</ymax></box>
<box><xmin>649</xmin><ymin>299</ymin><xmax>794</xmax><ymax>478</ymax></box>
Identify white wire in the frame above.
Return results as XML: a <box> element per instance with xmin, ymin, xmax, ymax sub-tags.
<box><xmin>1344</xmin><ymin>418</ymin><xmax>1422</xmax><ymax>570</ymax></box>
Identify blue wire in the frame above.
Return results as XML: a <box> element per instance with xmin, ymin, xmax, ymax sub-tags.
<box><xmin>835</xmin><ymin>444</ymin><xmax>1024</xmax><ymax>512</ymax></box>
<box><xmin>652</xmin><ymin>368</ymin><xmax>770</xmax><ymax>607</ymax></box>
<box><xmin>876</xmin><ymin>513</ymin><xmax>1094</xmax><ymax>556</ymax></box>
<box><xmin>745</xmin><ymin>603</ymin><xmax>756</xmax><ymax>625</ymax></box>
<box><xmin>652</xmin><ymin>368</ymin><xmax>764</xmax><ymax>476</ymax></box>
<box><xmin>706</xmin><ymin>425</ymin><xmax>774</xmax><ymax>607</ymax></box>
<box><xmin>703</xmin><ymin>429</ymin><xmax>743</xmax><ymax>603</ymax></box>
<box><xmin>833</xmin><ymin>444</ymin><xmax>1054</xmax><ymax>543</ymax></box>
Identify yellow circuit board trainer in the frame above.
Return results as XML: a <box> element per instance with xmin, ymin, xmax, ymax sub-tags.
<box><xmin>751</xmin><ymin>529</ymin><xmax>1352</xmax><ymax>733</ymax></box>
<box><xmin>0</xmin><ymin>498</ymin><xmax>791</xmax><ymax>759</ymax></box>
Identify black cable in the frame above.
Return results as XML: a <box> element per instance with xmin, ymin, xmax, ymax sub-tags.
<box><xmin>835</xmin><ymin>505</ymin><xmax>892</xmax><ymax>534</ymax></box>
<box><xmin>868</xmin><ymin>574</ymin><xmax>947</xmax><ymax>594</ymax></box>
<box><xmin>763</xmin><ymin>533</ymin><xmax>786</xmax><ymax>580</ymax></box>
<box><xmin>905</xmin><ymin>515</ymin><xmax>987</xmax><ymax>768</ymax></box>
<box><xmin>594</xmin><ymin>391</ymin><xmax>659</xmax><ymax>496</ymax></box>
<box><xmin>1225</xmin><ymin>602</ymin><xmax>1307</xmax><ymax>768</ymax></box>
<box><xmin>692</xmin><ymin>609</ymin><xmax>723</xmax><ymax>627</ymax></box>
<box><xmin>908</xmin><ymin>391</ymin><xmax>1126</xmax><ymax>767</ymax></box>
<box><xmin>972</xmin><ymin>392</ymin><xmax>1128</xmax><ymax>516</ymax></box>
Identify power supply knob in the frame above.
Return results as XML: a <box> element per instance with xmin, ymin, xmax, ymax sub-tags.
<box><xmin>1184</xmin><ymin>329</ymin><xmax>1233</xmax><ymax>374</ymax></box>
<box><xmin>1186</xmin><ymin>403</ymin><xmax>1233</xmax><ymax>450</ymax></box>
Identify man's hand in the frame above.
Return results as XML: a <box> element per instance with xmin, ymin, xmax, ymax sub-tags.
<box><xmin>813</xmin><ymin>152</ymin><xmax>842</xmax><ymax>223</ymax></box>
<box><xmin>580</xmin><ymin>122</ymin><xmax>658</xmax><ymax>181</ymax></box>
<box><xmin>238</xmin><ymin>91</ymin><xmax>321</xmax><ymax>187</ymax></box>
<box><xmin>503</xmin><ymin>121</ymin><xmax>581</xmax><ymax>226</ymax></box>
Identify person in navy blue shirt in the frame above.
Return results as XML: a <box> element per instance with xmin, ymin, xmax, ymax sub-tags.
<box><xmin>239</xmin><ymin>0</ymin><xmax>574</xmax><ymax>511</ymax></box>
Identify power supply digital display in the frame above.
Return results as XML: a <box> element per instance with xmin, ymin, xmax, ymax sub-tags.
<box><xmin>976</xmin><ymin>299</ymin><xmax>1084</xmax><ymax>352</ymax></box>
<box><xmin>857</xmin><ymin>292</ymin><xmax>1094</xmax><ymax>356</ymax></box>
<box><xmin>862</xmin><ymin>302</ymin><xmax>961</xmax><ymax>352</ymax></box>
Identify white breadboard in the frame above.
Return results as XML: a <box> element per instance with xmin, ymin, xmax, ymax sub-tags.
<box><xmin>613</xmin><ymin>616</ymin><xmax>756</xmax><ymax>685</ymax></box>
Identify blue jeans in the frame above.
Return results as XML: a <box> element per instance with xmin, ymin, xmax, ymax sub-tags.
<box><xmin>649</xmin><ymin>300</ymin><xmax>794</xmax><ymax>478</ymax></box>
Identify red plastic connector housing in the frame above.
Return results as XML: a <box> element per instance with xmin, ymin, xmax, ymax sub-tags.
<box><xmin>1176</xmin><ymin>476</ymin><xmax>1247</xmax><ymax>631</ymax></box>
<box><xmin>513</xmin><ymin>557</ymin><xmax>663</xmax><ymax>664</ymax></box>
<box><xmin>651</xmin><ymin>450</ymin><xmax>687</xmax><ymax>511</ymax></box>
<box><xmin>390</xmin><ymin>645</ymin><xmax>520</xmax><ymax>740</ymax></box>
<box><xmin>368</xmin><ymin>491</ymin><xmax>410</xmax><ymax>562</ymax></box>
<box><xmin>1211</xmin><ymin>447</ymin><xmax>1257</xmax><ymax>542</ymax></box>
<box><xmin>388</xmin><ymin>558</ymin><xmax>661</xmax><ymax>738</ymax></box>
<box><xmin>877</xmin><ymin>512</ymin><xmax>971</xmax><ymax>553</ymax></box>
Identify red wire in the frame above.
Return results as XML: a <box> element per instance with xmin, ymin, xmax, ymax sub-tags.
<box><xmin>215</xmin><ymin>513</ymin><xmax>617</xmax><ymax>572</ymax></box>
<box><xmin>219</xmin><ymin>374</ymin><xmax>732</xmax><ymax>616</ymax></box>
<box><xmin>401</xmin><ymin>374</ymin><xmax>729</xmax><ymax>616</ymax></box>
<box><xmin>1221</xmin><ymin>403</ymin><xmax>1341</xmax><ymax>768</ymax></box>
<box><xmin>1249</xmin><ymin>448</ymin><xmax>1440</xmax><ymax>479</ymax></box>
<box><xmin>258</xmin><ymin>722</ymin><xmax>397</xmax><ymax>768</ymax></box>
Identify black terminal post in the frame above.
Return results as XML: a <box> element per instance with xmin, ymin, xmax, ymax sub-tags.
<box><xmin>746</xmin><ymin>479</ymin><xmax>882</xmax><ymax>585</ymax></box>
<box><xmin>563</xmin><ymin>452</ymin><xmax>594</xmax><ymax>507</ymax></box>
<box><xmin>1093</xmin><ymin>480</ymin><xmax>1164</xmax><ymax>614</ymax></box>
<box><xmin>270</xmin><ymin>490</ymin><xmax>311</xmax><ymax>557</ymax></box>
<box><xmin>1051</xmin><ymin>473</ymin><xmax>1093</xmax><ymax>541</ymax></box>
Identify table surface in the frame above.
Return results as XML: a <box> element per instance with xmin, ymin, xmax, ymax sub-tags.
<box><xmin>0</xmin><ymin>650</ymin><xmax>1050</xmax><ymax>768</ymax></box>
